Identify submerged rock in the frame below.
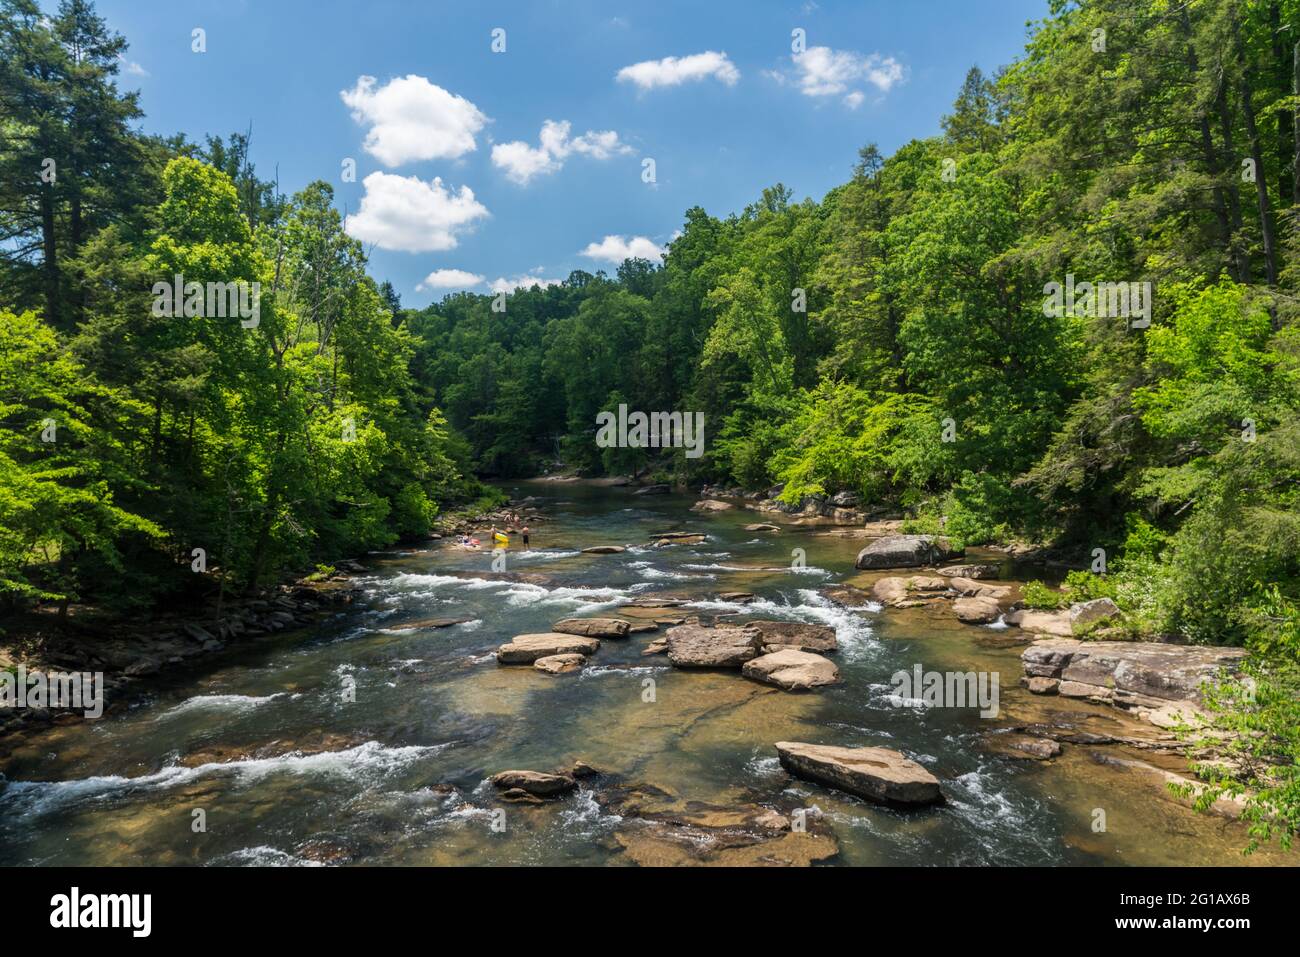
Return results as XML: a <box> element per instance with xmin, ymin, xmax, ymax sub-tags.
<box><xmin>854</xmin><ymin>535</ymin><xmax>961</xmax><ymax>570</ymax></box>
<box><xmin>775</xmin><ymin>742</ymin><xmax>944</xmax><ymax>807</ymax></box>
<box><xmin>665</xmin><ymin>624</ymin><xmax>762</xmax><ymax>668</ymax></box>
<box><xmin>744</xmin><ymin>523</ymin><xmax>780</xmax><ymax>532</ymax></box>
<box><xmin>819</xmin><ymin>585</ymin><xmax>874</xmax><ymax>608</ymax></box>
<box><xmin>742</xmin><ymin>649</ymin><xmax>840</xmax><ymax>690</ymax></box>
<box><xmin>552</xmin><ymin>617</ymin><xmax>630</xmax><ymax>638</ymax></box>
<box><xmin>581</xmin><ymin>545</ymin><xmax>626</xmax><ymax>554</ymax></box>
<box><xmin>632</xmin><ymin>484</ymin><xmax>671</xmax><ymax>495</ymax></box>
<box><xmin>496</xmin><ymin>633</ymin><xmax>600</xmax><ymax>664</ymax></box>
<box><xmin>387</xmin><ymin>616</ymin><xmax>475</xmax><ymax>631</ymax></box>
<box><xmin>595</xmin><ymin>784</ymin><xmax>838</xmax><ymax>867</ymax></box>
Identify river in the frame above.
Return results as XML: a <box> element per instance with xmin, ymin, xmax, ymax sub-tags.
<box><xmin>0</xmin><ymin>485</ymin><xmax>1286</xmax><ymax>866</ymax></box>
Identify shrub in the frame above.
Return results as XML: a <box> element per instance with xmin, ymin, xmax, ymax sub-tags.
<box><xmin>1021</xmin><ymin>580</ymin><xmax>1064</xmax><ymax>609</ymax></box>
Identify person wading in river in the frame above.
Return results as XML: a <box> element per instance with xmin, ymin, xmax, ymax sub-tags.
<box><xmin>522</xmin><ymin>525</ymin><xmax>530</xmax><ymax>548</ymax></box>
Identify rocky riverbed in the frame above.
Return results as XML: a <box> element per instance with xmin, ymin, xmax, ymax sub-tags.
<box><xmin>0</xmin><ymin>484</ymin><xmax>1284</xmax><ymax>866</ymax></box>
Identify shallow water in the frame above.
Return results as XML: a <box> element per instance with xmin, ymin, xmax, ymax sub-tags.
<box><xmin>0</xmin><ymin>486</ymin><xmax>1287</xmax><ymax>866</ymax></box>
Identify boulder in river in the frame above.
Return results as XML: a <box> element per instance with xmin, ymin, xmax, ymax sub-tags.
<box><xmin>854</xmin><ymin>534</ymin><xmax>961</xmax><ymax>570</ymax></box>
<box><xmin>651</xmin><ymin>534</ymin><xmax>706</xmax><ymax>546</ymax></box>
<box><xmin>691</xmin><ymin>499</ymin><xmax>733</xmax><ymax>512</ymax></box>
<box><xmin>490</xmin><ymin>769</ymin><xmax>577</xmax><ymax>797</ymax></box>
<box><xmin>738</xmin><ymin>619</ymin><xmax>838</xmax><ymax>654</ymax></box>
<box><xmin>744</xmin><ymin>523</ymin><xmax>780</xmax><ymax>532</ymax></box>
<box><xmin>496</xmin><ymin>633</ymin><xmax>601</xmax><ymax>664</ymax></box>
<box><xmin>632</xmin><ymin>484</ymin><xmax>670</xmax><ymax>495</ymax></box>
<box><xmin>665</xmin><ymin>624</ymin><xmax>762</xmax><ymax>668</ymax></box>
<box><xmin>775</xmin><ymin>742</ymin><xmax>944</xmax><ymax>807</ymax></box>
<box><xmin>871</xmin><ymin>575</ymin><xmax>952</xmax><ymax>608</ymax></box>
<box><xmin>952</xmin><ymin>596</ymin><xmax>1002</xmax><ymax>624</ymax></box>
<box><xmin>1021</xmin><ymin>638</ymin><xmax>1249</xmax><ymax>708</ymax></box>
<box><xmin>742</xmin><ymin>650</ymin><xmax>840</xmax><ymax>690</ymax></box>
<box><xmin>534</xmin><ymin>653</ymin><xmax>587</xmax><ymax>674</ymax></box>
<box><xmin>581</xmin><ymin>545</ymin><xmax>626</xmax><ymax>554</ymax></box>
<box><xmin>938</xmin><ymin>563</ymin><xmax>1000</xmax><ymax>579</ymax></box>
<box><xmin>982</xmin><ymin>733</ymin><xmax>1062</xmax><ymax>761</ymax></box>
<box><xmin>552</xmin><ymin>617</ymin><xmax>630</xmax><ymax>638</ymax></box>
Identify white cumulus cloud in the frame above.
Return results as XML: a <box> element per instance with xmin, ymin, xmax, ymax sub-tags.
<box><xmin>616</xmin><ymin>51</ymin><xmax>740</xmax><ymax>90</ymax></box>
<box><xmin>489</xmin><ymin>272</ymin><xmax>565</xmax><ymax>293</ymax></box>
<box><xmin>344</xmin><ymin>172</ymin><xmax>488</xmax><ymax>253</ymax></box>
<box><xmin>492</xmin><ymin>119</ymin><xmax>632</xmax><ymax>185</ymax></box>
<box><xmin>341</xmin><ymin>75</ymin><xmax>487</xmax><ymax>167</ymax></box>
<box><xmin>579</xmin><ymin>235</ymin><xmax>665</xmax><ymax>264</ymax></box>
<box><xmin>416</xmin><ymin>269</ymin><xmax>485</xmax><ymax>291</ymax></box>
<box><xmin>787</xmin><ymin>47</ymin><xmax>905</xmax><ymax>103</ymax></box>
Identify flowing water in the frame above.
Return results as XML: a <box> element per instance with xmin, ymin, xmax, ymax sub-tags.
<box><xmin>0</xmin><ymin>485</ymin><xmax>1287</xmax><ymax>866</ymax></box>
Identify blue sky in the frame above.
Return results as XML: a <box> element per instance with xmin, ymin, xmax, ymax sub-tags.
<box><xmin>90</xmin><ymin>0</ymin><xmax>1047</xmax><ymax>308</ymax></box>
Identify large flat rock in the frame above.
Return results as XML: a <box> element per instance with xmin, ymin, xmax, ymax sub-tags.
<box><xmin>871</xmin><ymin>575</ymin><xmax>952</xmax><ymax>607</ymax></box>
<box><xmin>775</xmin><ymin>742</ymin><xmax>943</xmax><ymax>807</ymax></box>
<box><xmin>1021</xmin><ymin>638</ymin><xmax>1248</xmax><ymax>706</ymax></box>
<box><xmin>855</xmin><ymin>535</ymin><xmax>961</xmax><ymax>570</ymax></box>
<box><xmin>496</xmin><ymin>633</ymin><xmax>601</xmax><ymax>664</ymax></box>
<box><xmin>1005</xmin><ymin>608</ymin><xmax>1073</xmax><ymax>636</ymax></box>
<box><xmin>552</xmin><ymin>617</ymin><xmax>630</xmax><ymax>638</ymax></box>
<box><xmin>534</xmin><ymin>653</ymin><xmax>586</xmax><ymax>674</ymax></box>
<box><xmin>743</xmin><ymin>650</ymin><xmax>840</xmax><ymax>690</ymax></box>
<box><xmin>665</xmin><ymin>624</ymin><xmax>762</xmax><ymax>668</ymax></box>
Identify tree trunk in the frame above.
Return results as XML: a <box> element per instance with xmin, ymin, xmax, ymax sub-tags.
<box><xmin>1234</xmin><ymin>18</ymin><xmax>1278</xmax><ymax>285</ymax></box>
<box><xmin>40</xmin><ymin>185</ymin><xmax>58</xmax><ymax>326</ymax></box>
<box><xmin>1270</xmin><ymin>2</ymin><xmax>1294</xmax><ymax>208</ymax></box>
<box><xmin>1294</xmin><ymin>41</ymin><xmax>1299</xmax><ymax>212</ymax></box>
<box><xmin>1215</xmin><ymin>81</ymin><xmax>1251</xmax><ymax>282</ymax></box>
<box><xmin>1180</xmin><ymin>8</ymin><xmax>1233</xmax><ymax>272</ymax></box>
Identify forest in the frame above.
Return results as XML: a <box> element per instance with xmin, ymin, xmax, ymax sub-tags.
<box><xmin>2</xmin><ymin>0</ymin><xmax>1298</xmax><ymax>846</ymax></box>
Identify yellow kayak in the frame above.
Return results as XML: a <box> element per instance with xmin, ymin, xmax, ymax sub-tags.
<box><xmin>492</xmin><ymin>532</ymin><xmax>509</xmax><ymax>545</ymax></box>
